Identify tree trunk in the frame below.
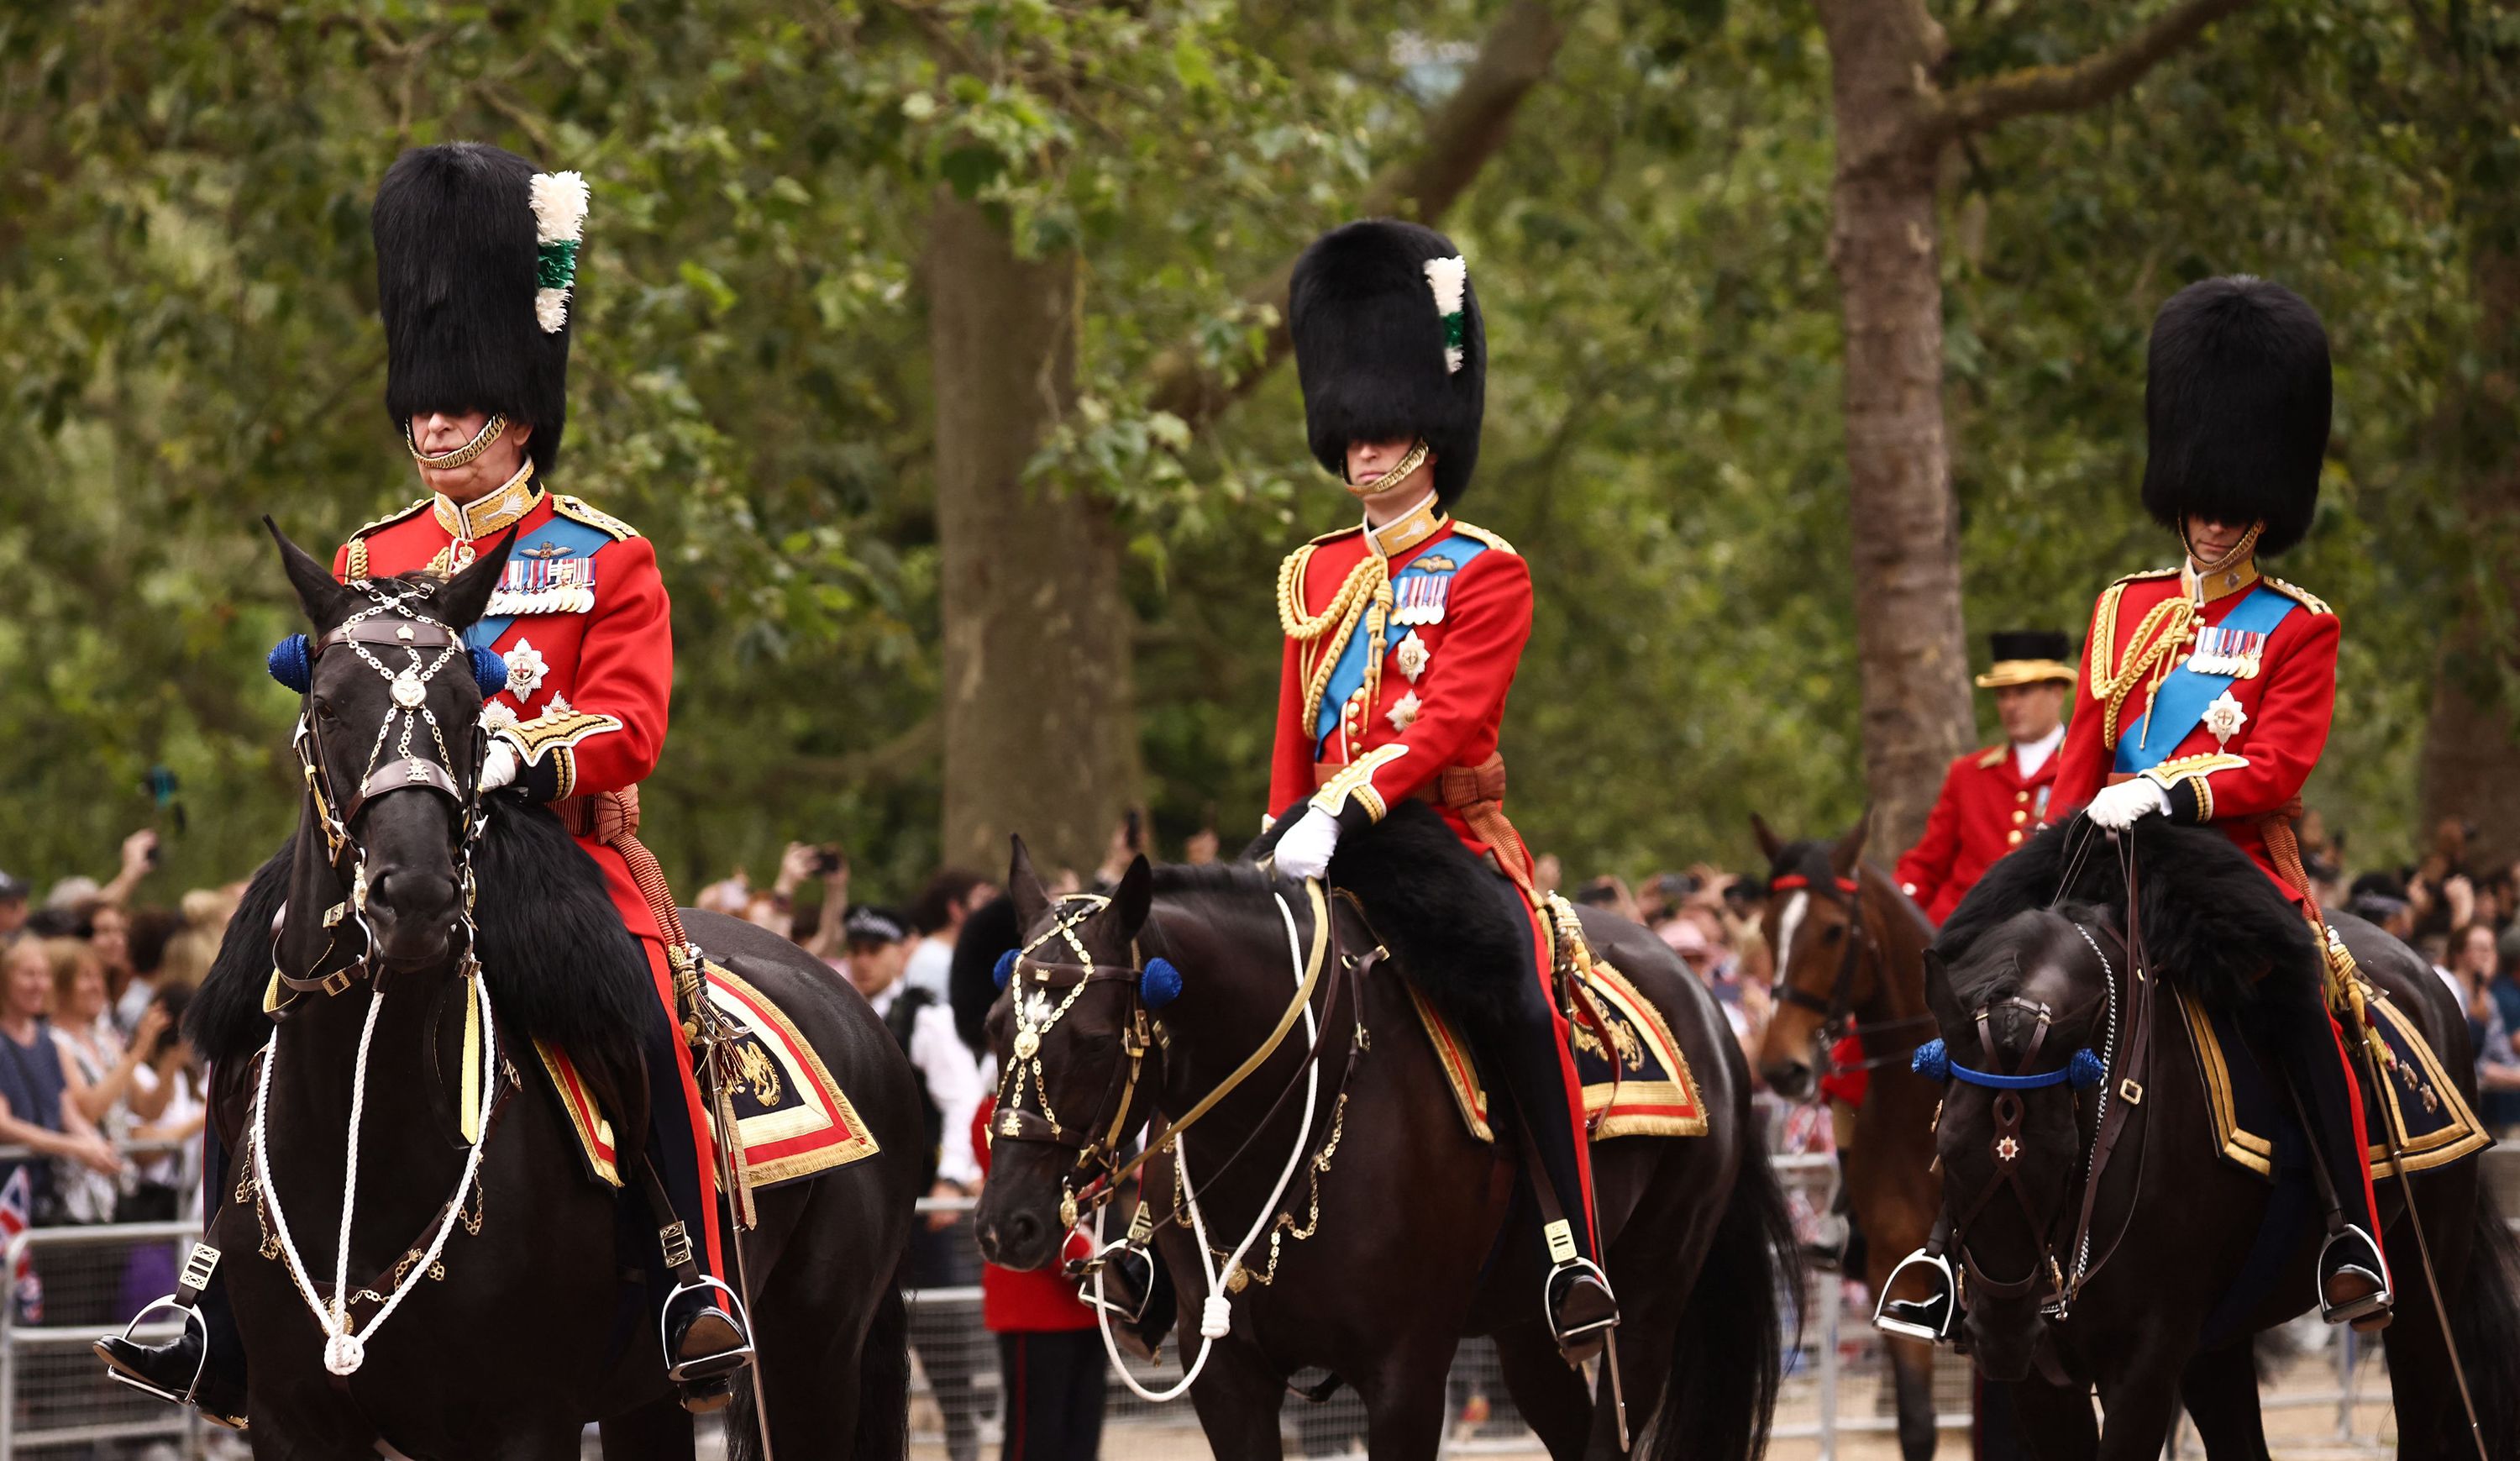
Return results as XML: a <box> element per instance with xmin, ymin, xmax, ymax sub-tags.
<box><xmin>928</xmin><ymin>191</ymin><xmax>1142</xmax><ymax>875</ymax></box>
<box><xmin>2418</xmin><ymin>244</ymin><xmax>2520</xmax><ymax>871</ymax></box>
<box><xmin>1818</xmin><ymin>0</ymin><xmax>1975</xmax><ymax>854</ymax></box>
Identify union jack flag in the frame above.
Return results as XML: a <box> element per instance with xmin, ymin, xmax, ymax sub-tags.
<box><xmin>0</xmin><ymin>1166</ymin><xmax>41</xmax><ymax>1323</ymax></box>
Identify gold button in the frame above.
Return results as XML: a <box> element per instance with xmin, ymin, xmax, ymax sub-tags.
<box><xmin>2008</xmin><ymin>830</ymin><xmax>2024</xmax><ymax>845</ymax></box>
<box><xmin>2012</xmin><ymin>810</ymin><xmax>2028</xmax><ymax>824</ymax></box>
<box><xmin>2016</xmin><ymin>790</ymin><xmax>2030</xmax><ymax>803</ymax></box>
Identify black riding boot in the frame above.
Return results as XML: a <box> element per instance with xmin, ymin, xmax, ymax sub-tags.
<box><xmin>1483</xmin><ymin>878</ymin><xmax>1618</xmax><ymax>1360</ymax></box>
<box><xmin>94</xmin><ymin>1125</ymin><xmax>249</xmax><ymax>1428</ymax></box>
<box><xmin>2243</xmin><ymin>967</ymin><xmax>2392</xmax><ymax>1329</ymax></box>
<box><xmin>638</xmin><ymin>991</ymin><xmax>755</xmax><ymax>1407</ymax></box>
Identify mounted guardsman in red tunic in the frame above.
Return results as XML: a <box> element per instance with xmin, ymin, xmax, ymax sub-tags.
<box><xmin>1261</xmin><ymin>220</ymin><xmax>1617</xmax><ymax>1356</ymax></box>
<box><xmin>1893</xmin><ymin>630</ymin><xmax>2077</xmax><ymax>925</ymax></box>
<box><xmin>1879</xmin><ymin>276</ymin><xmax>2393</xmax><ymax>1343</ymax></box>
<box><xmin>98</xmin><ymin>142</ymin><xmax>754</xmax><ymax>1417</ymax></box>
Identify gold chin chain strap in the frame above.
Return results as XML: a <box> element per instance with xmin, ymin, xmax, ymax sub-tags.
<box><xmin>1340</xmin><ymin>438</ymin><xmax>1430</xmax><ymax>501</ymax></box>
<box><xmin>407</xmin><ymin>413</ymin><xmax>508</xmax><ymax>470</ymax></box>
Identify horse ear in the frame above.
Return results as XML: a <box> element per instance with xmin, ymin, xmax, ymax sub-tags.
<box><xmin>1830</xmin><ymin>806</ymin><xmax>1872</xmax><ymax>878</ymax></box>
<box><xmin>1105</xmin><ymin>854</ymin><xmax>1152</xmax><ymax>938</ymax></box>
<box><xmin>265</xmin><ymin>517</ymin><xmax>354</xmax><ymax>626</ymax></box>
<box><xmin>1751</xmin><ymin>812</ymin><xmax>1784</xmax><ymax>864</ymax></box>
<box><xmin>1922</xmin><ymin>945</ymin><xmax>1969</xmax><ymax>1042</ymax></box>
<box><xmin>1006</xmin><ymin>835</ymin><xmax>1050</xmax><ymax>933</ymax></box>
<box><xmin>438</xmin><ymin>527</ymin><xmax>518</xmax><ymax>628</ymax></box>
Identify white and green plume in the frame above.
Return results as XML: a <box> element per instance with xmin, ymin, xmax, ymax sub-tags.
<box><xmin>529</xmin><ymin>171</ymin><xmax>591</xmax><ymax>334</ymax></box>
<box><xmin>1423</xmin><ymin>255</ymin><xmax>1467</xmax><ymax>374</ymax></box>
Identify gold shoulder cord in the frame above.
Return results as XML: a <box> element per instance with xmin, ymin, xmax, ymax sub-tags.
<box><xmin>1278</xmin><ymin>546</ymin><xmax>1393</xmax><ymax>743</ymax></box>
<box><xmin>2091</xmin><ymin>584</ymin><xmax>2198</xmax><ymax>751</ymax></box>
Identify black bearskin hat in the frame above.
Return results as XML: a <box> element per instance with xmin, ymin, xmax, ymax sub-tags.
<box><xmin>2140</xmin><ymin>276</ymin><xmax>2329</xmax><ymax>556</ymax></box>
<box><xmin>373</xmin><ymin>143</ymin><xmax>587</xmax><ymax>476</ymax></box>
<box><xmin>1289</xmin><ymin>220</ymin><xmax>1485</xmax><ymax>507</ymax></box>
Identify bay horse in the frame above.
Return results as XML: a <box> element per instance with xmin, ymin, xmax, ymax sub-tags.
<box><xmin>1924</xmin><ymin>817</ymin><xmax>2520</xmax><ymax>1461</ymax></box>
<box><xmin>972</xmin><ymin>812</ymin><xmax>1794</xmax><ymax>1461</ymax></box>
<box><xmin>177</xmin><ymin>526</ymin><xmax>925</xmax><ymax>1458</ymax></box>
<box><xmin>1749</xmin><ymin>812</ymin><xmax>1945</xmax><ymax>1461</ymax></box>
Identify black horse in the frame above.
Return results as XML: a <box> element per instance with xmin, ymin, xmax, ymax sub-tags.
<box><xmin>974</xmin><ymin>817</ymin><xmax>1793</xmax><ymax>1461</ymax></box>
<box><xmin>1922</xmin><ymin>817</ymin><xmax>2520</xmax><ymax>1461</ymax></box>
<box><xmin>170</xmin><ymin>527</ymin><xmax>925</xmax><ymax>1458</ymax></box>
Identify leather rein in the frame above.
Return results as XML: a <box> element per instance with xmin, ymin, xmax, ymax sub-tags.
<box><xmin>275</xmin><ymin>581</ymin><xmax>490</xmax><ymax>998</ymax></box>
<box><xmin>1769</xmin><ymin>870</ymin><xmax>1938</xmax><ymax>1075</ymax></box>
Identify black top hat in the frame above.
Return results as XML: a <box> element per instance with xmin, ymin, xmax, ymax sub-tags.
<box><xmin>373</xmin><ymin>143</ymin><xmax>588</xmax><ymax>477</ymax></box>
<box><xmin>1976</xmin><ymin>629</ymin><xmax>2076</xmax><ymax>689</ymax></box>
<box><xmin>2140</xmin><ymin>276</ymin><xmax>2329</xmax><ymax>557</ymax></box>
<box><xmin>1289</xmin><ymin>220</ymin><xmax>1485</xmax><ymax>507</ymax></box>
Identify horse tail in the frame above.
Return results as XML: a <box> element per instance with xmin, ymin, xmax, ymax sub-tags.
<box><xmin>1643</xmin><ymin>1144</ymin><xmax>1799</xmax><ymax>1461</ymax></box>
<box><xmin>849</xmin><ymin>1285</ymin><xmax>912</xmax><ymax>1460</ymax></box>
<box><xmin>2450</xmin><ymin>1180</ymin><xmax>2520</xmax><ymax>1458</ymax></box>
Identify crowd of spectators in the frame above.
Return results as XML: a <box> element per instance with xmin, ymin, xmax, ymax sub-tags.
<box><xmin>0</xmin><ymin>830</ymin><xmax>238</xmax><ymax>1327</ymax></box>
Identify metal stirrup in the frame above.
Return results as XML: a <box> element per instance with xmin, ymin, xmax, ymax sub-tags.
<box><xmin>1874</xmin><ymin>1247</ymin><xmax>1959</xmax><ymax>1342</ymax></box>
<box><xmin>660</xmin><ymin>1275</ymin><xmax>755</xmax><ymax>1382</ymax></box>
<box><xmin>103</xmin><ymin>1243</ymin><xmax>221</xmax><ymax>1406</ymax></box>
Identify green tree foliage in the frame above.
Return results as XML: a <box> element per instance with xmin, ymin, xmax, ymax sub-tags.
<box><xmin>0</xmin><ymin>0</ymin><xmax>2496</xmax><ymax>906</ymax></box>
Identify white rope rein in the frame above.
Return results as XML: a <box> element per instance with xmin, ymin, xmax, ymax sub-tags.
<box><xmin>251</xmin><ymin>959</ymin><xmax>499</xmax><ymax>1377</ymax></box>
<box><xmin>1094</xmin><ymin>884</ymin><xmax>1324</xmax><ymax>1402</ymax></box>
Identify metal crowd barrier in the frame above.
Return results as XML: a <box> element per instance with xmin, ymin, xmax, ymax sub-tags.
<box><xmin>4</xmin><ymin>1147</ymin><xmax>2510</xmax><ymax>1457</ymax></box>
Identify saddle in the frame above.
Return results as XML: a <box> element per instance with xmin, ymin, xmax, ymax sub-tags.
<box><xmin>1398</xmin><ymin>894</ymin><xmax>1709</xmax><ymax>1146</ymax></box>
<box><xmin>540</xmin><ymin>959</ymin><xmax>883</xmax><ymax>1197</ymax></box>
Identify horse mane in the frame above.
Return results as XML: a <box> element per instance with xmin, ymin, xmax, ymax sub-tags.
<box><xmin>190</xmin><ymin>839</ymin><xmax>297</xmax><ymax>1064</ymax></box>
<box><xmin>1935</xmin><ymin>819</ymin><xmax>2317</xmax><ymax>1009</ymax></box>
<box><xmin>1149</xmin><ymin>861</ymin><xmax>1275</xmax><ymax>899</ymax></box>
<box><xmin>188</xmin><ymin>801</ymin><xmax>653</xmax><ymax>1077</ymax></box>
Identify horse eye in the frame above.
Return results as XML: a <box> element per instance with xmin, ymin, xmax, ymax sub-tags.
<box><xmin>312</xmin><ymin>698</ymin><xmax>340</xmax><ymax>723</ymax></box>
<box><xmin>1823</xmin><ymin>924</ymin><xmax>1845</xmax><ymax>943</ymax></box>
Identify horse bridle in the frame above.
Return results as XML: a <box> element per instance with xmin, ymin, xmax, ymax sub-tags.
<box><xmin>1769</xmin><ymin>870</ymin><xmax>1937</xmax><ymax>1072</ymax></box>
<box><xmin>278</xmin><ymin>580</ymin><xmax>490</xmax><ymax>997</ymax></box>
<box><xmin>994</xmin><ymin>884</ymin><xmax>1358</xmax><ymax>1232</ymax></box>
<box><xmin>1929</xmin><ymin>917</ymin><xmax>2138</xmax><ymax>1325</ymax></box>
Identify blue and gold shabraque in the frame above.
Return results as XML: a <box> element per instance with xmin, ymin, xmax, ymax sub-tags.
<box><xmin>2178</xmin><ymin>985</ymin><xmax>2490</xmax><ymax>1181</ymax></box>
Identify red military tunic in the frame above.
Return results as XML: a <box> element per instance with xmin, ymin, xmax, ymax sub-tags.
<box><xmin>334</xmin><ymin>469</ymin><xmax>722</xmax><ymax>1267</ymax></box>
<box><xmin>1894</xmin><ymin>738</ymin><xmax>2061</xmax><ymax>924</ymax></box>
<box><xmin>1267</xmin><ymin>496</ymin><xmax>1596</xmax><ymax>1220</ymax></box>
<box><xmin>2049</xmin><ymin>562</ymin><xmax>2338</xmax><ymax>904</ymax></box>
<box><xmin>1267</xmin><ymin>494</ymin><xmax>1530</xmax><ymax>868</ymax></box>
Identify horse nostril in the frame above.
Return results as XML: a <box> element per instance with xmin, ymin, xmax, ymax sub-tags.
<box><xmin>374</xmin><ymin>871</ymin><xmax>458</xmax><ymax>920</ymax></box>
<box><xmin>1003</xmin><ymin>1211</ymin><xmax>1042</xmax><ymax>1255</ymax></box>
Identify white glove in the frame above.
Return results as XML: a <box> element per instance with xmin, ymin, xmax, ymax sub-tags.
<box><xmin>2086</xmin><ymin>778</ymin><xmax>2169</xmax><ymax>830</ymax></box>
<box><xmin>480</xmin><ymin>739</ymin><xmax>520</xmax><ymax>793</ymax></box>
<box><xmin>1273</xmin><ymin>806</ymin><xmax>1341</xmax><ymax>881</ymax></box>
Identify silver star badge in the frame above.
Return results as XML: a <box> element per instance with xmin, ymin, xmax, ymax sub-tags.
<box><xmin>503</xmin><ymin>639</ymin><xmax>548</xmax><ymax>699</ymax></box>
<box><xmin>2203</xmin><ymin>690</ymin><xmax>2249</xmax><ymax>747</ymax></box>
<box><xmin>1393</xmin><ymin>631</ymin><xmax>1430</xmax><ymax>685</ymax></box>
<box><xmin>1386</xmin><ymin>690</ymin><xmax>1422</xmax><ymax>732</ymax></box>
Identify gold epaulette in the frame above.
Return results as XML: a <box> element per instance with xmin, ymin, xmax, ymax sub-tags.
<box><xmin>2262</xmin><ymin>576</ymin><xmax>2333</xmax><ymax>617</ymax></box>
<box><xmin>1976</xmin><ymin>745</ymin><xmax>2007</xmax><ymax>770</ymax></box>
<box><xmin>342</xmin><ymin>497</ymin><xmax>432</xmax><ymax>581</ymax></box>
<box><xmin>1451</xmin><ymin>521</ymin><xmax>1518</xmax><ymax>555</ymax></box>
<box><xmin>1305</xmin><ymin>523</ymin><xmax>1363</xmax><ymax>547</ymax></box>
<box><xmin>552</xmin><ymin>495</ymin><xmax>640</xmax><ymax>541</ymax></box>
<box><xmin>2111</xmin><ymin>565</ymin><xmax>2181</xmax><ymax>586</ymax></box>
